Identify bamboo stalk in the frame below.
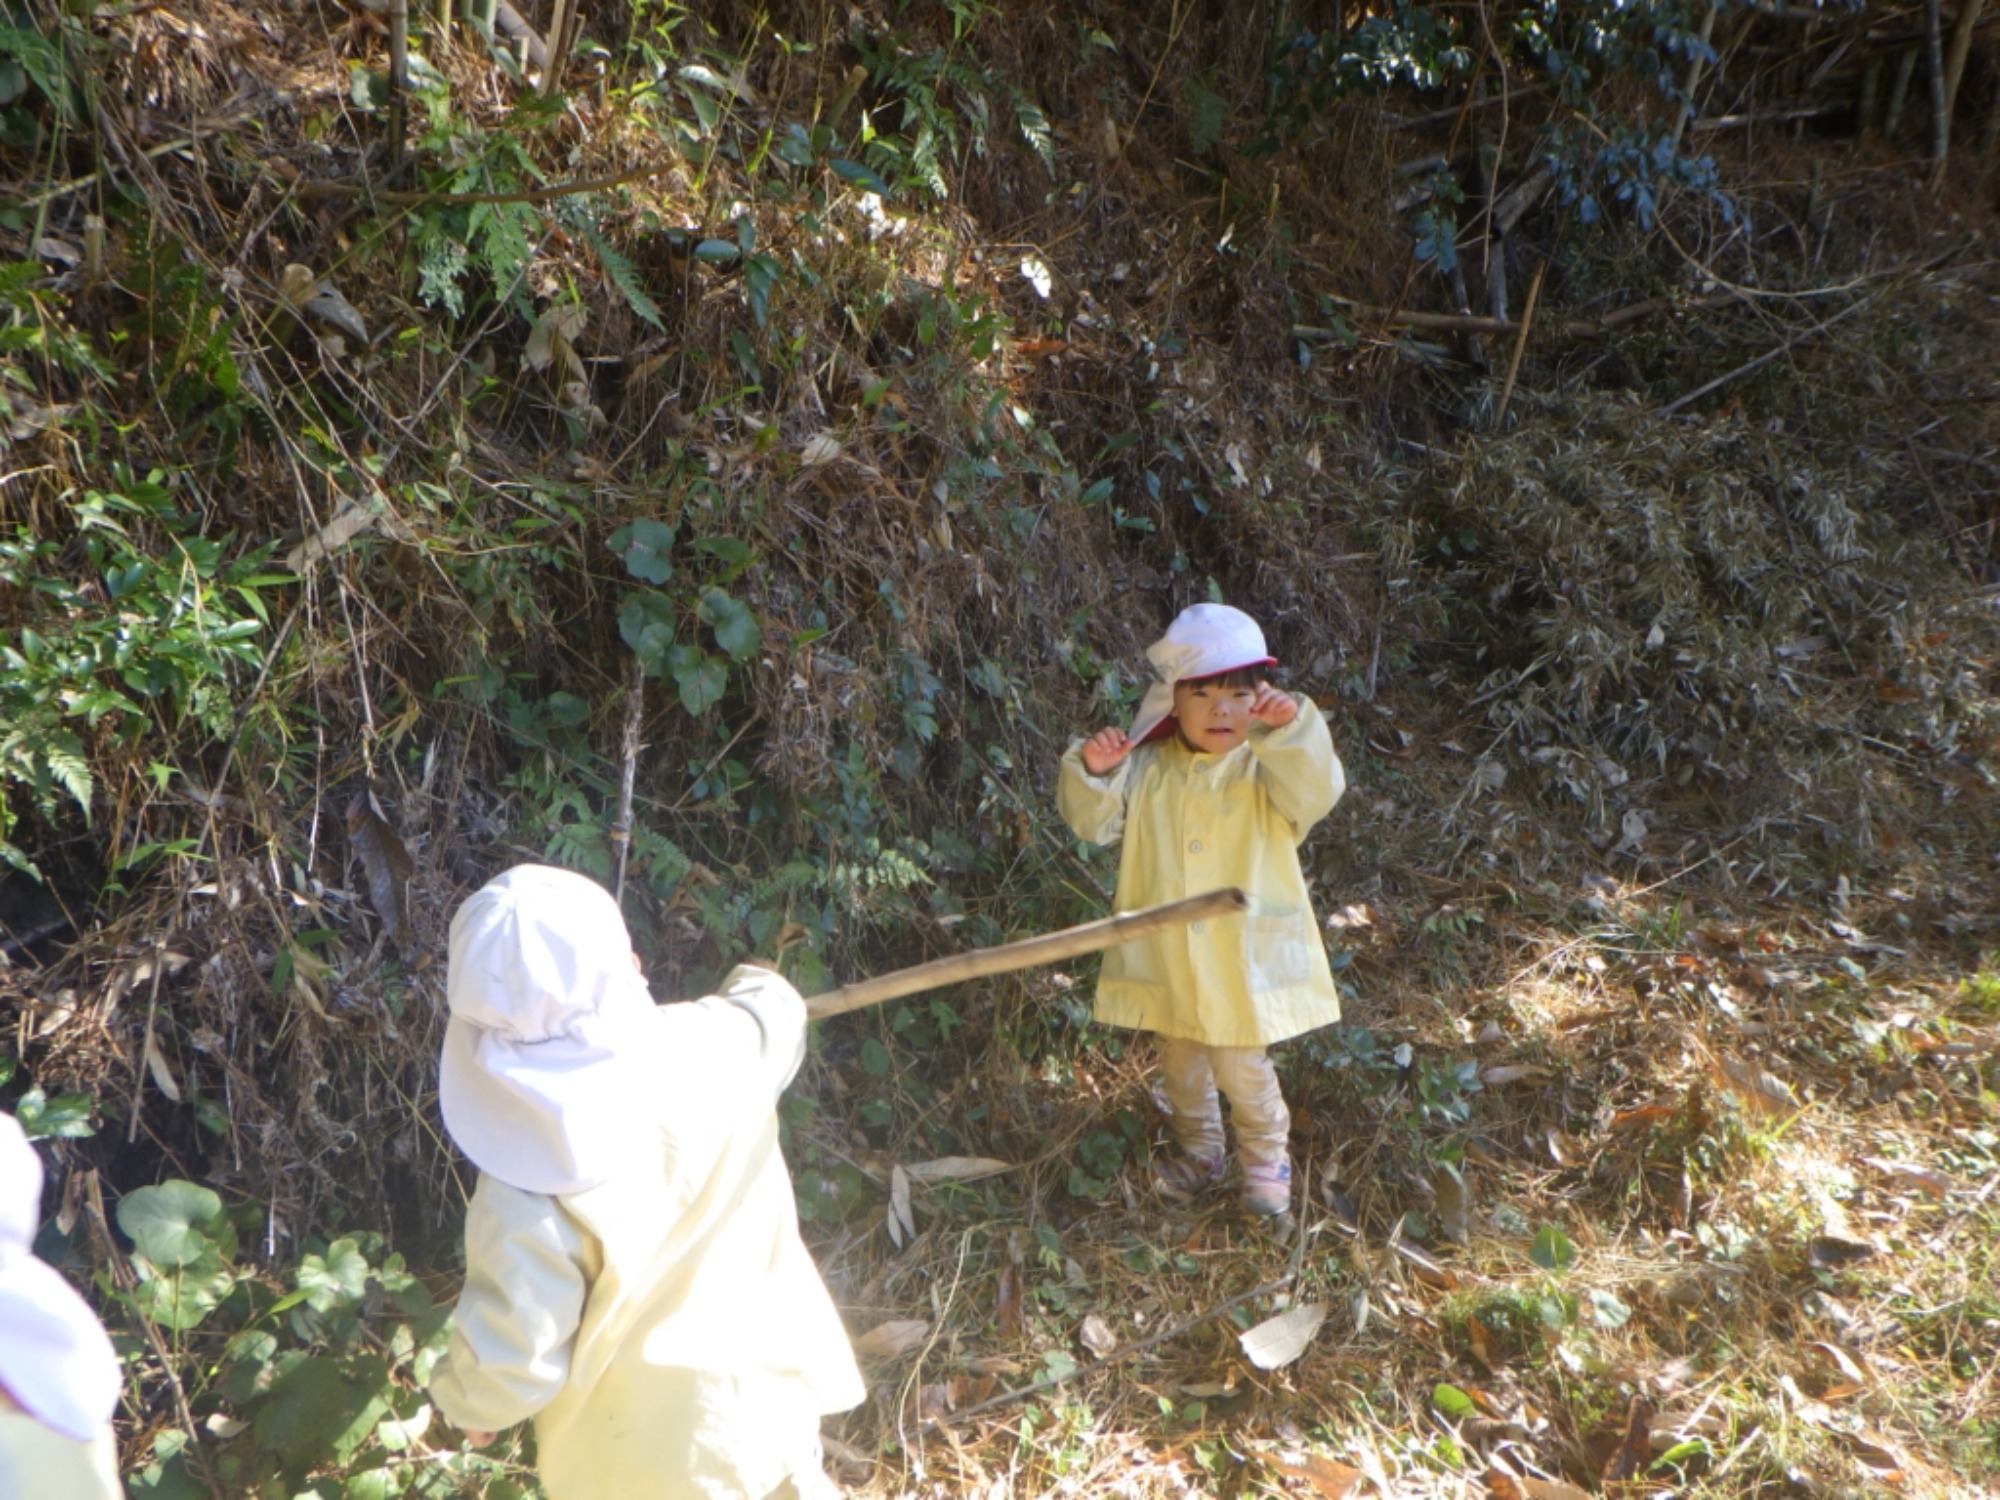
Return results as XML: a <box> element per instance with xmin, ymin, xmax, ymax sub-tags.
<box><xmin>388</xmin><ymin>0</ymin><xmax>408</xmax><ymax>174</ymax></box>
<box><xmin>1494</xmin><ymin>258</ymin><xmax>1546</xmax><ymax>428</ymax></box>
<box><xmin>610</xmin><ymin>654</ymin><xmax>644</xmax><ymax>902</ymax></box>
<box><xmin>1886</xmin><ymin>48</ymin><xmax>1918</xmax><ymax>138</ymax></box>
<box><xmin>1940</xmin><ymin>0</ymin><xmax>1988</xmax><ymax>166</ymax></box>
<box><xmin>804</xmin><ymin>888</ymin><xmax>1248</xmax><ymax>1020</ymax></box>
<box><xmin>1925</xmin><ymin>0</ymin><xmax>1948</xmax><ymax>164</ymax></box>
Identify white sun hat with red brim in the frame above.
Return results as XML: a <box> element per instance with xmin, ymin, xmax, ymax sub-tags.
<box><xmin>1126</xmin><ymin>603</ymin><xmax>1277</xmax><ymax>747</ymax></box>
<box><xmin>441</xmin><ymin>864</ymin><xmax>668</xmax><ymax>1197</ymax></box>
<box><xmin>0</xmin><ymin>1114</ymin><xmax>122</xmax><ymax>1442</ymax></box>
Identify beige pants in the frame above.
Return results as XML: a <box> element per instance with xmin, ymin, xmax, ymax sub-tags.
<box><xmin>1156</xmin><ymin>1036</ymin><xmax>1290</xmax><ymax>1170</ymax></box>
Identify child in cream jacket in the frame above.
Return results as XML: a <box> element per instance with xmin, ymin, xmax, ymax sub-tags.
<box><xmin>0</xmin><ymin>1113</ymin><xmax>125</xmax><ymax>1500</ymax></box>
<box><xmin>1059</xmin><ymin>604</ymin><xmax>1345</xmax><ymax>1217</ymax></box>
<box><xmin>427</xmin><ymin>864</ymin><xmax>863</xmax><ymax>1500</ymax></box>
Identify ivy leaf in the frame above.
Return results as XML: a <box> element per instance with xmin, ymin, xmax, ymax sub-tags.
<box><xmin>697</xmin><ymin>587</ymin><xmax>760</xmax><ymax>662</ymax></box>
<box><xmin>297</xmin><ymin>1238</ymin><xmax>370</xmax><ymax>1313</ymax></box>
<box><xmin>1530</xmin><ymin>1225</ymin><xmax>1577</xmax><ymax>1274</ymax></box>
<box><xmin>118</xmin><ymin>1181</ymin><xmax>223</xmax><ymax>1267</ymax></box>
<box><xmin>669</xmin><ymin>646</ymin><xmax>727</xmax><ymax>715</ymax></box>
<box><xmin>618</xmin><ymin>591</ymin><xmax>677</xmax><ymax>673</ymax></box>
<box><xmin>14</xmin><ymin>1085</ymin><xmax>95</xmax><ymax>1140</ymax></box>
<box><xmin>131</xmin><ymin>1256</ymin><xmax>236</xmax><ymax>1331</ymax></box>
<box><xmin>604</xmin><ymin>520</ymin><xmax>676</xmax><ymax>584</ymax></box>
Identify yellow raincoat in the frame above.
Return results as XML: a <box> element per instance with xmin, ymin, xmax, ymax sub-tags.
<box><xmin>1058</xmin><ymin>698</ymin><xmax>1345</xmax><ymax>1047</ymax></box>
<box><xmin>0</xmin><ymin>1406</ymin><xmax>122</xmax><ymax>1500</ymax></box>
<box><xmin>428</xmin><ymin>967</ymin><xmax>864</xmax><ymax>1500</ymax></box>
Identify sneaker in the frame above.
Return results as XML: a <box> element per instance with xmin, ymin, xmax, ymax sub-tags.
<box><xmin>1154</xmin><ymin>1150</ymin><xmax>1226</xmax><ymax>1197</ymax></box>
<box><xmin>1241</xmin><ymin>1158</ymin><xmax>1293</xmax><ymax>1217</ymax></box>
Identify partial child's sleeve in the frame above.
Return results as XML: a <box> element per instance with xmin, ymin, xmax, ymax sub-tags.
<box><xmin>427</xmin><ymin>1176</ymin><xmax>593</xmax><ymax>1435</ymax></box>
<box><xmin>694</xmin><ymin>964</ymin><xmax>809</xmax><ymax>1098</ymax></box>
<box><xmin>1057</xmin><ymin>741</ymin><xmax>1132</xmax><ymax>846</ymax></box>
<box><xmin>1247</xmin><ymin>697</ymin><xmax>1345</xmax><ymax>838</ymax></box>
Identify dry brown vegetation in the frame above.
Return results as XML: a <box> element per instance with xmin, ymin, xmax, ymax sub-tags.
<box><xmin>2</xmin><ymin>0</ymin><xmax>1999</xmax><ymax>1495</ymax></box>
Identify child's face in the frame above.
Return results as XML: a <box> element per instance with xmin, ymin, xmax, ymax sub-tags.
<box><xmin>1173</xmin><ymin>678</ymin><xmax>1257</xmax><ymax>755</ymax></box>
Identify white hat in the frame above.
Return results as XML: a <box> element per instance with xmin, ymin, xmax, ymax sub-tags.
<box><xmin>0</xmin><ymin>1114</ymin><xmax>122</xmax><ymax>1442</ymax></box>
<box><xmin>441</xmin><ymin>865</ymin><xmax>666</xmax><ymax>1196</ymax></box>
<box><xmin>1127</xmin><ymin>603</ymin><xmax>1277</xmax><ymax>746</ymax></box>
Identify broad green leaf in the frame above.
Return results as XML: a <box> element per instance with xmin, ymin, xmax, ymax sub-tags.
<box><xmin>131</xmin><ymin>1256</ymin><xmax>235</xmax><ymax>1331</ymax></box>
<box><xmin>1530</xmin><ymin>1225</ymin><xmax>1577</xmax><ymax>1273</ymax></box>
<box><xmin>1431</xmin><ymin>1382</ymin><xmax>1476</xmax><ymax>1419</ymax></box>
<box><xmin>608</xmin><ymin>519</ymin><xmax>675</xmax><ymax>584</ymax></box>
<box><xmin>297</xmin><ymin>1238</ymin><xmax>370</xmax><ymax>1312</ymax></box>
<box><xmin>670</xmin><ymin>650</ymin><xmax>727</xmax><ymax>716</ymax></box>
<box><xmin>14</xmin><ymin>1086</ymin><xmax>95</xmax><ymax>1138</ymax></box>
<box><xmin>829</xmin><ymin>158</ymin><xmax>891</xmax><ymax>198</ymax></box>
<box><xmin>618</xmin><ymin>591</ymin><xmax>677</xmax><ymax>673</ymax></box>
<box><xmin>118</xmin><ymin>1181</ymin><xmax>223</xmax><ymax>1267</ymax></box>
<box><xmin>692</xmin><ymin>239</ymin><xmax>740</xmax><ymax>263</ymax></box>
<box><xmin>1078</xmin><ymin>478</ymin><xmax>1114</xmax><ymax>507</ymax></box>
<box><xmin>345</xmin><ymin>1469</ymin><xmax>402</xmax><ymax>1500</ymax></box>
<box><xmin>697</xmin><ymin>587</ymin><xmax>760</xmax><ymax>662</ymax></box>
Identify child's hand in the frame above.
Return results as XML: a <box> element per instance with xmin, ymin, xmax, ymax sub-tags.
<box><xmin>1250</xmin><ymin>682</ymin><xmax>1299</xmax><ymax>728</ymax></box>
<box><xmin>1079</xmin><ymin>727</ymin><xmax>1132</xmax><ymax>776</ymax></box>
<box><xmin>459</xmin><ymin>1429</ymin><xmax>497</xmax><ymax>1448</ymax></box>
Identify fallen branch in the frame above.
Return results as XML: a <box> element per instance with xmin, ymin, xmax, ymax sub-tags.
<box><xmin>1687</xmin><ymin>105</ymin><xmax>1842</xmax><ymax>133</ymax></box>
<box><xmin>941</xmin><ymin>1275</ymin><xmax>1292</xmax><ymax>1424</ymax></box>
<box><xmin>1494</xmin><ymin>259</ymin><xmax>1546</xmax><ymax>426</ymax></box>
<box><xmin>287</xmin><ymin>159</ymin><xmax>679</xmax><ymax>206</ymax></box>
<box><xmin>1658</xmin><ymin>291</ymin><xmax>1881</xmax><ymax>417</ymax></box>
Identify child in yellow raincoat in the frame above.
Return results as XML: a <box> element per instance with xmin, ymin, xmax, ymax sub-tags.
<box><xmin>426</xmin><ymin>864</ymin><xmax>863</xmax><ymax>1499</ymax></box>
<box><xmin>1058</xmin><ymin>604</ymin><xmax>1345</xmax><ymax>1217</ymax></box>
<box><xmin>0</xmin><ymin>1113</ymin><xmax>125</xmax><ymax>1500</ymax></box>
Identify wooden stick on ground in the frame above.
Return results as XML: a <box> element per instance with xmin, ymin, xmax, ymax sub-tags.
<box><xmin>805</xmin><ymin>888</ymin><xmax>1248</xmax><ymax>1020</ymax></box>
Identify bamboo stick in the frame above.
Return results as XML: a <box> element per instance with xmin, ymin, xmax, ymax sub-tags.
<box><xmin>804</xmin><ymin>888</ymin><xmax>1249</xmax><ymax>1020</ymax></box>
<box><xmin>610</xmin><ymin>654</ymin><xmax>644</xmax><ymax>902</ymax></box>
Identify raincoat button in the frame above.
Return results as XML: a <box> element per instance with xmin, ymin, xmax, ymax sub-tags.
<box><xmin>1188</xmin><ymin>839</ymin><xmax>1203</xmax><ymax>853</ymax></box>
<box><xmin>1191</xmin><ymin>921</ymin><xmax>1205</xmax><ymax>934</ymax></box>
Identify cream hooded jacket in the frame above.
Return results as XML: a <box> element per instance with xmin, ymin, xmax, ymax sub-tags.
<box><xmin>1058</xmin><ymin>696</ymin><xmax>1345</xmax><ymax>1047</ymax></box>
<box><xmin>427</xmin><ymin>964</ymin><xmax>864</xmax><ymax>1500</ymax></box>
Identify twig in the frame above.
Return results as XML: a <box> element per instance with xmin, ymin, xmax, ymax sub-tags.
<box><xmin>1658</xmin><ymin>292</ymin><xmax>1882</xmax><ymax>417</ymax></box>
<box><xmin>610</xmin><ymin>655</ymin><xmax>644</xmax><ymax>902</ymax></box>
<box><xmin>1668</xmin><ymin>3</ymin><xmax>1721</xmax><ymax>153</ymax></box>
<box><xmin>541</xmin><ymin>0</ymin><xmax>572</xmax><ymax>94</ymax></box>
<box><xmin>388</xmin><ymin>0</ymin><xmax>409</xmax><ymax>174</ymax></box>
<box><xmin>941</xmin><ymin>1275</ymin><xmax>1290</xmax><ymax>1423</ymax></box>
<box><xmin>12</xmin><ymin>134</ymin><xmax>205</xmax><ymax>212</ymax></box>
<box><xmin>287</xmin><ymin>158</ymin><xmax>677</xmax><ymax>206</ymax></box>
<box><xmin>1937</xmin><ymin>0</ymin><xmax>1987</xmax><ymax>177</ymax></box>
<box><xmin>1925</xmin><ymin>0</ymin><xmax>1948</xmax><ymax>165</ymax></box>
<box><xmin>1494</xmin><ymin>259</ymin><xmax>1546</xmax><ymax>427</ymax></box>
<box><xmin>1294</xmin><ymin>288</ymin><xmax>1738</xmax><ymax>342</ymax></box>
